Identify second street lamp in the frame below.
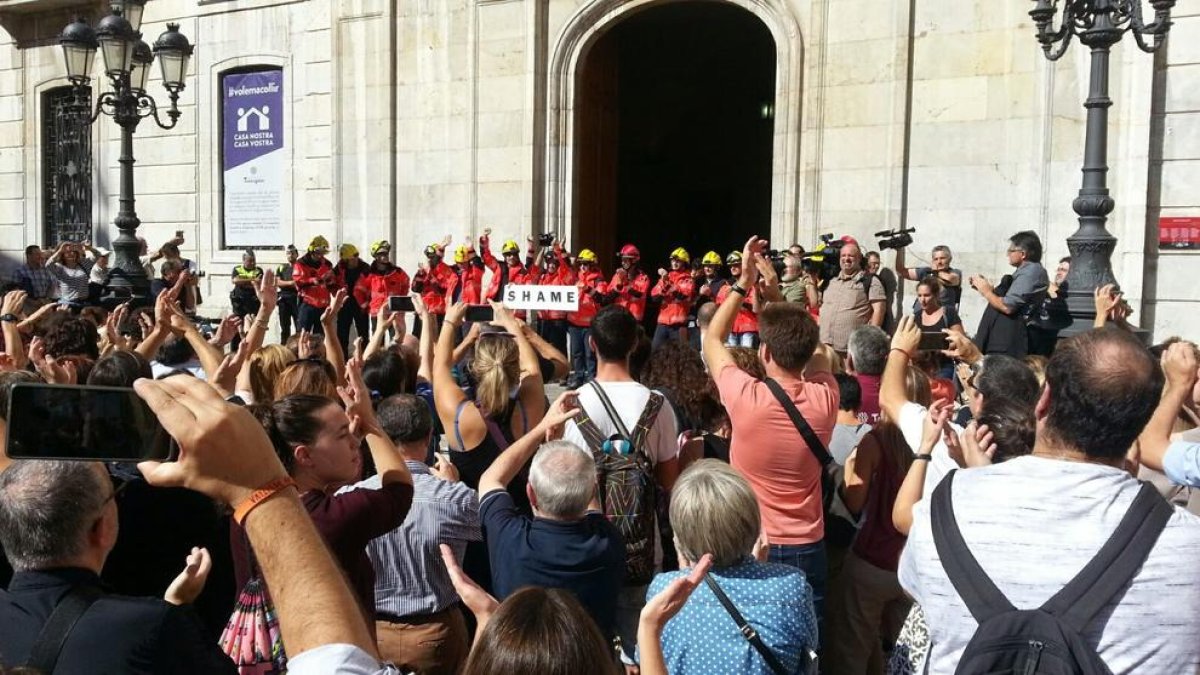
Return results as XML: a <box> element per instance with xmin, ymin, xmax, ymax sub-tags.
<box><xmin>58</xmin><ymin>7</ymin><xmax>193</xmax><ymax>305</ymax></box>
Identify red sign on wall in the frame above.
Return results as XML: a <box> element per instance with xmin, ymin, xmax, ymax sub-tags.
<box><xmin>1159</xmin><ymin>217</ymin><xmax>1200</xmax><ymax>250</ymax></box>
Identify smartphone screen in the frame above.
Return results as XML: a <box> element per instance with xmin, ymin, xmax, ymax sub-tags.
<box><xmin>918</xmin><ymin>331</ymin><xmax>949</xmax><ymax>352</ymax></box>
<box><xmin>388</xmin><ymin>295</ymin><xmax>415</xmax><ymax>312</ymax></box>
<box><xmin>7</xmin><ymin>383</ymin><xmax>174</xmax><ymax>462</ymax></box>
<box><xmin>464</xmin><ymin>304</ymin><xmax>494</xmax><ymax>323</ymax></box>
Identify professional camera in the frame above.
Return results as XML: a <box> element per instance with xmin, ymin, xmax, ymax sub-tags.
<box><xmin>537</xmin><ymin>232</ymin><xmax>555</xmax><ymax>248</ymax></box>
<box><xmin>799</xmin><ymin>233</ymin><xmax>845</xmax><ymax>282</ymax></box>
<box><xmin>764</xmin><ymin>249</ymin><xmax>788</xmax><ymax>278</ymax></box>
<box><xmin>876</xmin><ymin>226</ymin><xmax>916</xmax><ymax>250</ymax></box>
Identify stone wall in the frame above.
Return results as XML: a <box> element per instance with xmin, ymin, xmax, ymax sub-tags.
<box><xmin>0</xmin><ymin>0</ymin><xmax>1193</xmax><ymax>341</ymax></box>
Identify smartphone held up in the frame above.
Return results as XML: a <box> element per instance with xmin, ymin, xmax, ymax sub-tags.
<box><xmin>6</xmin><ymin>383</ymin><xmax>174</xmax><ymax>462</ymax></box>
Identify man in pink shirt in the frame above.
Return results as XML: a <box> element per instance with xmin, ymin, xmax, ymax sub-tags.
<box><xmin>703</xmin><ymin>235</ymin><xmax>837</xmax><ymax>635</ymax></box>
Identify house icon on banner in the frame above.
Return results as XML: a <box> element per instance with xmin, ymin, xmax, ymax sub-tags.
<box><xmin>236</xmin><ymin>106</ymin><xmax>271</xmax><ymax>132</ymax></box>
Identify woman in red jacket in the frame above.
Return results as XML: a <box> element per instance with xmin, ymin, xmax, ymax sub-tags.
<box><xmin>566</xmin><ymin>247</ymin><xmax>606</xmax><ymax>388</ymax></box>
<box><xmin>293</xmin><ymin>235</ymin><xmax>336</xmax><ymax>332</ymax></box>
<box><xmin>650</xmin><ymin>247</ymin><xmax>696</xmax><ymax>349</ymax></box>
<box><xmin>354</xmin><ymin>240</ymin><xmax>411</xmax><ymax>334</ymax></box>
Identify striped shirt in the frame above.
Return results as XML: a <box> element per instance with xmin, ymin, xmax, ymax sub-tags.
<box><xmin>14</xmin><ymin>265</ymin><xmax>56</xmax><ymax>300</ymax></box>
<box><xmin>346</xmin><ymin>461</ymin><xmax>481</xmax><ymax>617</ymax></box>
<box><xmin>47</xmin><ymin>259</ymin><xmax>94</xmax><ymax>303</ymax></box>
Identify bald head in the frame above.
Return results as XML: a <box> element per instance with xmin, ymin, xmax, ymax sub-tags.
<box><xmin>1042</xmin><ymin>327</ymin><xmax>1163</xmax><ymax>460</ymax></box>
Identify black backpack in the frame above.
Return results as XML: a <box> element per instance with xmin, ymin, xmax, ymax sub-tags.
<box><xmin>930</xmin><ymin>471</ymin><xmax>1173</xmax><ymax>675</ymax></box>
<box><xmin>574</xmin><ymin>382</ymin><xmax>664</xmax><ymax>586</ymax></box>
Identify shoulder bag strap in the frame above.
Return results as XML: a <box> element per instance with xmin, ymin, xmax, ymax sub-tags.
<box><xmin>26</xmin><ymin>585</ymin><xmax>104</xmax><ymax>674</ymax></box>
<box><xmin>589</xmin><ymin>381</ymin><xmax>634</xmax><ymax>441</ymax></box>
<box><xmin>704</xmin><ymin>574</ymin><xmax>790</xmax><ymax>675</ymax></box>
<box><xmin>1040</xmin><ymin>481</ymin><xmax>1174</xmax><ymax>632</ymax></box>
<box><xmin>763</xmin><ymin>377</ymin><xmax>832</xmax><ymax>467</ymax></box>
<box><xmin>929</xmin><ymin>470</ymin><xmax>1016</xmax><ymax>623</ymax></box>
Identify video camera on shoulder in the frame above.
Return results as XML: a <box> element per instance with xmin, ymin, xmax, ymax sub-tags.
<box><xmin>876</xmin><ymin>226</ymin><xmax>916</xmax><ymax>250</ymax></box>
<box><xmin>798</xmin><ymin>233</ymin><xmax>845</xmax><ymax>282</ymax></box>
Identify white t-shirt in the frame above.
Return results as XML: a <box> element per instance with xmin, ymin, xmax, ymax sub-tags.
<box><xmin>150</xmin><ymin>359</ymin><xmax>206</xmax><ymax>380</ymax></box>
<box><xmin>563</xmin><ymin>380</ymin><xmax>680</xmax><ymax>465</ymax></box>
<box><xmin>899</xmin><ymin>455</ymin><xmax>1200</xmax><ymax>674</ymax></box>
<box><xmin>288</xmin><ymin>644</ymin><xmax>399</xmax><ymax>675</ymax></box>
<box><xmin>898</xmin><ymin>401</ymin><xmax>963</xmax><ymax>494</ymax></box>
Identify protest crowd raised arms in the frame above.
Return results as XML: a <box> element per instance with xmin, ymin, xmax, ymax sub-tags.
<box><xmin>3</xmin><ymin>0</ymin><xmax>1200</xmax><ymax>672</ymax></box>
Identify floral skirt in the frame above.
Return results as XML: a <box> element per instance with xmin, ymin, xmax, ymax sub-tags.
<box><xmin>886</xmin><ymin>603</ymin><xmax>929</xmax><ymax>675</ymax></box>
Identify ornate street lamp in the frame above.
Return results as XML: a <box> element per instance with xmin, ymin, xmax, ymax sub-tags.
<box><xmin>1029</xmin><ymin>0</ymin><xmax>1174</xmax><ymax>337</ymax></box>
<box><xmin>58</xmin><ymin>5</ymin><xmax>193</xmax><ymax>304</ymax></box>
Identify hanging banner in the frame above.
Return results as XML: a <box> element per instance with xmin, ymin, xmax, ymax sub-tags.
<box><xmin>502</xmin><ymin>284</ymin><xmax>579</xmax><ymax>312</ymax></box>
<box><xmin>1159</xmin><ymin>216</ymin><xmax>1200</xmax><ymax>250</ymax></box>
<box><xmin>222</xmin><ymin>69</ymin><xmax>284</xmax><ymax>248</ymax></box>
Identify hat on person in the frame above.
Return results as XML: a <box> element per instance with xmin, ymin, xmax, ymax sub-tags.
<box><xmin>424</xmin><ymin>243</ymin><xmax>443</xmax><ymax>258</ymax></box>
<box><xmin>670</xmin><ymin>247</ymin><xmax>691</xmax><ymax>264</ymax></box>
<box><xmin>370</xmin><ymin>240</ymin><xmax>391</xmax><ymax>256</ymax></box>
<box><xmin>726</xmin><ymin>251</ymin><xmax>743</xmax><ymax>265</ymax></box>
<box><xmin>619</xmin><ymin>244</ymin><xmax>641</xmax><ymax>259</ymax></box>
<box><xmin>454</xmin><ymin>245</ymin><xmax>472</xmax><ymax>264</ymax></box>
<box><xmin>339</xmin><ymin>243</ymin><xmax>359</xmax><ymax>260</ymax></box>
<box><xmin>93</xmin><ymin>247</ymin><xmax>111</xmax><ymax>258</ymax></box>
<box><xmin>286</xmin><ymin>244</ymin><xmax>298</xmax><ymax>252</ymax></box>
<box><xmin>308</xmin><ymin>236</ymin><xmax>330</xmax><ymax>253</ymax></box>
<box><xmin>701</xmin><ymin>251</ymin><xmax>721</xmax><ymax>266</ymax></box>
<box><xmin>501</xmin><ymin>240</ymin><xmax>521</xmax><ymax>255</ymax></box>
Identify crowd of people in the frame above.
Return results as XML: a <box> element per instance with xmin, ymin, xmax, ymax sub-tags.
<box><xmin>0</xmin><ymin>227</ymin><xmax>1197</xmax><ymax>675</ymax></box>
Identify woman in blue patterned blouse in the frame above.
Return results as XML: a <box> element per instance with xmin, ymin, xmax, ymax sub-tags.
<box><xmin>638</xmin><ymin>460</ymin><xmax>818</xmax><ymax>674</ymax></box>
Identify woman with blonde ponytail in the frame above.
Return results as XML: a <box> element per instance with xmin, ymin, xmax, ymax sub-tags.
<box><xmin>432</xmin><ymin>301</ymin><xmax>547</xmax><ymax>514</ymax></box>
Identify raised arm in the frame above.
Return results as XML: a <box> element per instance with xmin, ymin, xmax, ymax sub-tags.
<box><xmin>133</xmin><ymin>376</ymin><xmax>378</xmax><ymax>660</ymax></box>
<box><xmin>1</xmin><ymin>290</ymin><xmax>27</xmax><ymax>369</ymax></box>
<box><xmin>478</xmin><ymin>391</ymin><xmax>579</xmax><ymax>495</ymax></box>
<box><xmin>842</xmin><ymin>433</ymin><xmax>880</xmax><ymax>516</ymax></box>
<box><xmin>704</xmin><ymin>236</ymin><xmax>765</xmax><ymax>375</ymax></box>
<box><xmin>413</xmin><ymin>295</ymin><xmax>435</xmax><ymax>383</ymax></box>
<box><xmin>894</xmin><ymin>247</ymin><xmax>916</xmax><ymax>281</ymax></box>
<box><xmin>893</xmin><ymin>399</ymin><xmax>950</xmax><ymax>535</ymax></box>
<box><xmin>1139</xmin><ymin>342</ymin><xmax>1198</xmax><ymax>473</ymax></box>
<box><xmin>433</xmin><ymin>302</ymin><xmax>473</xmax><ymax>447</ymax></box>
<box><xmin>320</xmin><ymin>289</ymin><xmax>348</xmax><ymax>381</ymax></box>
<box><xmin>341</xmin><ymin>355</ymin><xmax>412</xmax><ymax>488</ymax></box>
<box><xmin>522</xmin><ymin>323</ymin><xmax>568</xmax><ymax>382</ymax></box>
<box><xmin>881</xmin><ymin>316</ymin><xmax>920</xmax><ymax>424</ymax></box>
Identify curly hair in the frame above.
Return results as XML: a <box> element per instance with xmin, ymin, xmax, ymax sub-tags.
<box><xmin>640</xmin><ymin>340</ymin><xmax>722</xmax><ymax>432</ymax></box>
<box><xmin>42</xmin><ymin>316</ymin><xmax>99</xmax><ymax>360</ymax></box>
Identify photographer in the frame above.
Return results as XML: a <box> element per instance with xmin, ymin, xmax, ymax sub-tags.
<box><xmin>894</xmin><ymin>244</ymin><xmax>962</xmax><ymax>312</ymax></box>
<box><xmin>970</xmin><ymin>230</ymin><xmax>1049</xmax><ymax>358</ymax></box>
<box><xmin>819</xmin><ymin>241</ymin><xmax>886</xmax><ymax>354</ymax></box>
<box><xmin>780</xmin><ymin>252</ymin><xmax>820</xmax><ymax>310</ymax></box>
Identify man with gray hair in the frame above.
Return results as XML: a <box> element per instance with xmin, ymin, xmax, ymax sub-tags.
<box><xmin>0</xmin><ymin>461</ymin><xmax>233</xmax><ymax>674</ymax></box>
<box><xmin>895</xmin><ymin>243</ymin><xmax>963</xmax><ymax>312</ymax></box>
<box><xmin>477</xmin><ymin>391</ymin><xmax>626</xmax><ymax>638</ymax></box>
<box><xmin>846</xmin><ymin>325</ymin><xmax>890</xmax><ymax>424</ymax></box>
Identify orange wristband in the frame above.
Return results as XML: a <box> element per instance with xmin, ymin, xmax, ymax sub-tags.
<box><xmin>233</xmin><ymin>477</ymin><xmax>297</xmax><ymax>526</ymax></box>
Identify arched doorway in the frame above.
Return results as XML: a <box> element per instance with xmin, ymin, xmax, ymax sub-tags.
<box><xmin>572</xmin><ymin>1</ymin><xmax>777</xmax><ymax>270</ymax></box>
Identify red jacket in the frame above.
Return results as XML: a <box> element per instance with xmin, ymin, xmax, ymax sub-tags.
<box><xmin>651</xmin><ymin>270</ymin><xmax>696</xmax><ymax>326</ymax></box>
<box><xmin>294</xmin><ymin>254</ymin><xmax>336</xmax><ymax>309</ymax></box>
<box><xmin>412</xmin><ymin>261</ymin><xmax>455</xmax><ymax>315</ymax></box>
<box><xmin>476</xmin><ymin>236</ymin><xmax>507</xmax><ymax>301</ymax></box>
<box><xmin>716</xmin><ymin>283</ymin><xmax>759</xmax><ymax>334</ymax></box>
<box><xmin>354</xmin><ymin>265</ymin><xmax>411</xmax><ymax>315</ymax></box>
<box><xmin>608</xmin><ymin>268</ymin><xmax>651</xmax><ymax>321</ymax></box>
<box><xmin>568</xmin><ymin>266</ymin><xmax>606</xmax><ymax>328</ymax></box>
<box><xmin>537</xmin><ymin>257</ymin><xmax>571</xmax><ymax>321</ymax></box>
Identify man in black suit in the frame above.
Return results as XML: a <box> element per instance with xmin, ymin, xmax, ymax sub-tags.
<box><xmin>0</xmin><ymin>460</ymin><xmax>235</xmax><ymax>674</ymax></box>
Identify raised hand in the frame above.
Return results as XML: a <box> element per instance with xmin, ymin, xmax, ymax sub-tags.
<box><xmin>254</xmin><ymin>267</ymin><xmax>278</xmax><ymax>308</ymax></box>
<box><xmin>1</xmin><ymin>289</ymin><xmax>27</xmax><ymax>318</ymax></box>
<box><xmin>440</xmin><ymin>543</ymin><xmax>499</xmax><ymax>627</ymax></box>
<box><xmin>639</xmin><ymin>553</ymin><xmax>714</xmax><ymax>634</ymax></box>
<box><xmin>164</xmin><ymin>547</ymin><xmax>213</xmax><ymax>606</ymax></box>
<box><xmin>321</xmin><ymin>288</ymin><xmax>348</xmax><ymax>326</ymax></box>
<box><xmin>960</xmin><ymin>421</ymin><xmax>997</xmax><ymax>468</ymax></box>
<box><xmin>891</xmin><ymin>315</ymin><xmax>921</xmax><ymax>357</ymax></box>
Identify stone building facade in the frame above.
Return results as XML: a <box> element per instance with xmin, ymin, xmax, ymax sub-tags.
<box><xmin>0</xmin><ymin>0</ymin><xmax>1196</xmax><ymax>339</ymax></box>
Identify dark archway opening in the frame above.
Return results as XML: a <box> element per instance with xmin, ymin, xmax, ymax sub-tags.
<box><xmin>573</xmin><ymin>1</ymin><xmax>777</xmax><ymax>275</ymax></box>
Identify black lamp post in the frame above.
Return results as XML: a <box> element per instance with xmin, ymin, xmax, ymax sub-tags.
<box><xmin>58</xmin><ymin>1</ymin><xmax>193</xmax><ymax>304</ymax></box>
<box><xmin>1030</xmin><ymin>0</ymin><xmax>1174</xmax><ymax>337</ymax></box>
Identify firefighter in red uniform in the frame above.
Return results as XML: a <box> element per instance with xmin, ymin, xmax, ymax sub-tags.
<box><xmin>535</xmin><ymin>242</ymin><xmax>571</xmax><ymax>367</ymax></box>
<box><xmin>491</xmin><ymin>237</ymin><xmax>543</xmax><ymax>320</ymax></box>
<box><xmin>411</xmin><ymin>237</ymin><xmax>455</xmax><ymax>338</ymax></box>
<box><xmin>354</xmin><ymin>240</ymin><xmax>411</xmax><ymax>333</ymax></box>
<box><xmin>293</xmin><ymin>235</ymin><xmax>337</xmax><ymax>332</ymax></box>
<box><xmin>650</xmin><ymin>247</ymin><xmax>696</xmax><ymax>348</ymax></box>
<box><xmin>715</xmin><ymin>251</ymin><xmax>762</xmax><ymax>348</ymax></box>
<box><xmin>566</xmin><ymin>246</ymin><xmax>606</xmax><ymax>388</ymax></box>
<box><xmin>606</xmin><ymin>243</ymin><xmax>652</xmax><ymax>321</ymax></box>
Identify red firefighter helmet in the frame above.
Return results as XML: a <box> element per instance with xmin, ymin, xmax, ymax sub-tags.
<box><xmin>619</xmin><ymin>244</ymin><xmax>640</xmax><ymax>260</ymax></box>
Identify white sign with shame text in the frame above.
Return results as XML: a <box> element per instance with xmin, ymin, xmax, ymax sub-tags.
<box><xmin>502</xmin><ymin>284</ymin><xmax>579</xmax><ymax>312</ymax></box>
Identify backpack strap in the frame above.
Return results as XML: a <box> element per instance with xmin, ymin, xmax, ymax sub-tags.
<box><xmin>763</xmin><ymin>378</ymin><xmax>833</xmax><ymax>467</ymax></box>
<box><xmin>930</xmin><ymin>470</ymin><xmax>1017</xmax><ymax>623</ymax></box>
<box><xmin>1039</xmin><ymin>481</ymin><xmax>1173</xmax><ymax>632</ymax></box>
<box><xmin>589</xmin><ymin>381</ymin><xmax>633</xmax><ymax>441</ymax></box>
<box><xmin>26</xmin><ymin>584</ymin><xmax>103</xmax><ymax>673</ymax></box>
<box><xmin>630</xmin><ymin>392</ymin><xmax>664</xmax><ymax>452</ymax></box>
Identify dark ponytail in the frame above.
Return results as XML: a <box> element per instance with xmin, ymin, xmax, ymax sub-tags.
<box><xmin>250</xmin><ymin>394</ymin><xmax>337</xmax><ymax>474</ymax></box>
